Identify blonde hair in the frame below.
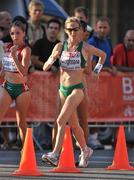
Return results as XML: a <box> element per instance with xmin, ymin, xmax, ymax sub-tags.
<box><xmin>28</xmin><ymin>0</ymin><xmax>45</xmax><ymax>11</ymax></box>
<box><xmin>64</xmin><ymin>16</ymin><xmax>81</xmax><ymax>29</ymax></box>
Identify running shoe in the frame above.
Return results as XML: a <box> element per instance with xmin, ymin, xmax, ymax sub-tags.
<box><xmin>42</xmin><ymin>152</ymin><xmax>59</xmax><ymax>166</ymax></box>
<box><xmin>79</xmin><ymin>147</ymin><xmax>93</xmax><ymax>168</ymax></box>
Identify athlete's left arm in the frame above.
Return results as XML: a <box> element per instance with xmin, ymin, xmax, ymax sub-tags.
<box><xmin>87</xmin><ymin>44</ymin><xmax>106</xmax><ymax>74</ymax></box>
<box><xmin>11</xmin><ymin>45</ymin><xmax>31</xmax><ymax>76</ymax></box>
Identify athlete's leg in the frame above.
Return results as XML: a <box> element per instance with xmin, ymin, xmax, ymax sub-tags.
<box><xmin>42</xmin><ymin>89</ymin><xmax>93</xmax><ymax>167</ymax></box>
<box><xmin>0</xmin><ymin>86</ymin><xmax>12</xmax><ymax>119</ymax></box>
<box><xmin>52</xmin><ymin>121</ymin><xmax>58</xmax><ymax>149</ymax></box>
<box><xmin>68</xmin><ymin>110</ymin><xmax>93</xmax><ymax>167</ymax></box>
<box><xmin>0</xmin><ymin>86</ymin><xmax>13</xmax><ymax>149</ymax></box>
<box><xmin>68</xmin><ymin>111</ymin><xmax>86</xmax><ymax>149</ymax></box>
<box><xmin>77</xmin><ymin>77</ymin><xmax>89</xmax><ymax>143</ymax></box>
<box><xmin>15</xmin><ymin>91</ymin><xmax>31</xmax><ymax>145</ymax></box>
<box><xmin>52</xmin><ymin>93</ymin><xmax>62</xmax><ymax>148</ymax></box>
<box><xmin>53</xmin><ymin>89</ymin><xmax>84</xmax><ymax>154</ymax></box>
<box><xmin>77</xmin><ymin>91</ymin><xmax>89</xmax><ymax>143</ymax></box>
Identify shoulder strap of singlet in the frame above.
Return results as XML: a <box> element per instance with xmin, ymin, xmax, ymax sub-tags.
<box><xmin>77</xmin><ymin>41</ymin><xmax>83</xmax><ymax>52</ymax></box>
<box><xmin>63</xmin><ymin>41</ymin><xmax>83</xmax><ymax>52</ymax></box>
<box><xmin>62</xmin><ymin>41</ymin><xmax>68</xmax><ymax>51</ymax></box>
<box><xmin>17</xmin><ymin>45</ymin><xmax>27</xmax><ymax>61</ymax></box>
<box><xmin>77</xmin><ymin>41</ymin><xmax>86</xmax><ymax>67</ymax></box>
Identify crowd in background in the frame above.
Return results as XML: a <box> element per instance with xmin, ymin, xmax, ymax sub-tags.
<box><xmin>0</xmin><ymin>0</ymin><xmax>134</xmax><ymax>151</ymax></box>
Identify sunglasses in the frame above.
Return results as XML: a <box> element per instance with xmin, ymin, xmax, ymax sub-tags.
<box><xmin>65</xmin><ymin>27</ymin><xmax>80</xmax><ymax>32</ymax></box>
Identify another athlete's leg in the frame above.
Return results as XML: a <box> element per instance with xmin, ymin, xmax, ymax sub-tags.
<box><xmin>15</xmin><ymin>91</ymin><xmax>31</xmax><ymax>145</ymax></box>
<box><xmin>0</xmin><ymin>86</ymin><xmax>12</xmax><ymax>119</ymax></box>
<box><xmin>69</xmin><ymin>111</ymin><xmax>86</xmax><ymax>149</ymax></box>
<box><xmin>52</xmin><ymin>90</ymin><xmax>66</xmax><ymax>153</ymax></box>
<box><xmin>0</xmin><ymin>87</ymin><xmax>12</xmax><ymax>148</ymax></box>
<box><xmin>52</xmin><ymin>93</ymin><xmax>62</xmax><ymax>148</ymax></box>
<box><xmin>69</xmin><ymin>110</ymin><xmax>93</xmax><ymax>168</ymax></box>
<box><xmin>77</xmin><ymin>94</ymin><xmax>89</xmax><ymax>143</ymax></box>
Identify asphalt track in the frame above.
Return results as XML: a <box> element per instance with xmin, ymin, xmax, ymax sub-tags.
<box><xmin>0</xmin><ymin>149</ymin><xmax>134</xmax><ymax>180</ymax></box>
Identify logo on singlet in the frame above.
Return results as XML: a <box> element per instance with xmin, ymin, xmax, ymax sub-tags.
<box><xmin>2</xmin><ymin>52</ymin><xmax>18</xmax><ymax>72</ymax></box>
<box><xmin>60</xmin><ymin>51</ymin><xmax>81</xmax><ymax>70</ymax></box>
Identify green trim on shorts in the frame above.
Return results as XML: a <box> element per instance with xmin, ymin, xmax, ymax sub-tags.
<box><xmin>60</xmin><ymin>83</ymin><xmax>84</xmax><ymax>97</ymax></box>
<box><xmin>3</xmin><ymin>81</ymin><xmax>29</xmax><ymax>100</ymax></box>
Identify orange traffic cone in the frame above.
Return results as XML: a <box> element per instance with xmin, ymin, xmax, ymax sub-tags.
<box><xmin>12</xmin><ymin>128</ymin><xmax>44</xmax><ymax>176</ymax></box>
<box><xmin>107</xmin><ymin>125</ymin><xmax>134</xmax><ymax>170</ymax></box>
<box><xmin>50</xmin><ymin>126</ymin><xmax>81</xmax><ymax>173</ymax></box>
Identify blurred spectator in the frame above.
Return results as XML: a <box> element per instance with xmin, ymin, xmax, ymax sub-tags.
<box><xmin>79</xmin><ymin>20</ymin><xmax>91</xmax><ymax>41</ymax></box>
<box><xmin>74</xmin><ymin>6</ymin><xmax>93</xmax><ymax>40</ymax></box>
<box><xmin>27</xmin><ymin>0</ymin><xmax>46</xmax><ymax>47</ymax></box>
<box><xmin>88</xmin><ymin>16</ymin><xmax>116</xmax><ymax>74</ymax></box>
<box><xmin>31</xmin><ymin>18</ymin><xmax>62</xmax><ymax>149</ymax></box>
<box><xmin>0</xmin><ymin>11</ymin><xmax>12</xmax><ymax>43</ymax></box>
<box><xmin>87</xmin><ymin>17</ymin><xmax>114</xmax><ymax>150</ymax></box>
<box><xmin>0</xmin><ymin>27</ymin><xmax>4</xmax><ymax>39</ymax></box>
<box><xmin>31</xmin><ymin>18</ymin><xmax>61</xmax><ymax>71</ymax></box>
<box><xmin>111</xmin><ymin>29</ymin><xmax>134</xmax><ymax>72</ymax></box>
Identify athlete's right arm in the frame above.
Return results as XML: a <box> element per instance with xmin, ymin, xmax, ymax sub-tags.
<box><xmin>87</xmin><ymin>44</ymin><xmax>106</xmax><ymax>74</ymax></box>
<box><xmin>43</xmin><ymin>42</ymin><xmax>62</xmax><ymax>71</ymax></box>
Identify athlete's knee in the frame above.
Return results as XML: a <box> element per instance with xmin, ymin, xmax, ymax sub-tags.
<box><xmin>57</xmin><ymin>117</ymin><xmax>66</xmax><ymax>128</ymax></box>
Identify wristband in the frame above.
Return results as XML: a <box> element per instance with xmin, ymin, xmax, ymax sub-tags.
<box><xmin>93</xmin><ymin>62</ymin><xmax>103</xmax><ymax>74</ymax></box>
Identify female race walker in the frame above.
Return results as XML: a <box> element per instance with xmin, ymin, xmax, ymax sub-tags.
<box><xmin>0</xmin><ymin>21</ymin><xmax>31</xmax><ymax>146</ymax></box>
<box><xmin>42</xmin><ymin>17</ymin><xmax>106</xmax><ymax>167</ymax></box>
